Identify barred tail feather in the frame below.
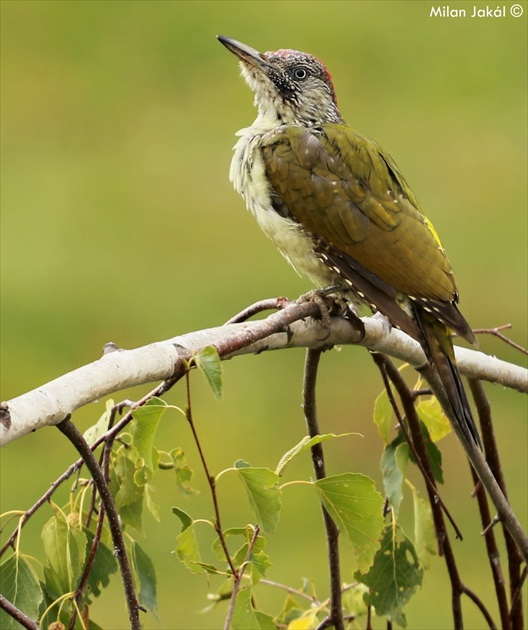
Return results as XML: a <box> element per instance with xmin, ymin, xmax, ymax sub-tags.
<box><xmin>415</xmin><ymin>308</ymin><xmax>481</xmax><ymax>447</ymax></box>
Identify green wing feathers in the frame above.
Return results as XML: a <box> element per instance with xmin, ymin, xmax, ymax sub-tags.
<box><xmin>261</xmin><ymin>123</ymin><xmax>480</xmax><ymax>445</ymax></box>
<box><xmin>262</xmin><ymin>125</ymin><xmax>458</xmax><ymax>304</ymax></box>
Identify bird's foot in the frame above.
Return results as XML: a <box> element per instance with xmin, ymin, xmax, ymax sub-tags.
<box><xmin>297</xmin><ymin>285</ymin><xmax>346</xmax><ymax>337</ymax></box>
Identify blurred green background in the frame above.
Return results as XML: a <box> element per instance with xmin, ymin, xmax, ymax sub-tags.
<box><xmin>1</xmin><ymin>1</ymin><xmax>526</xmax><ymax>628</ymax></box>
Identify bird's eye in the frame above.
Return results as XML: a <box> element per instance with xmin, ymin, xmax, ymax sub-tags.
<box><xmin>291</xmin><ymin>67</ymin><xmax>309</xmax><ymax>81</ymax></box>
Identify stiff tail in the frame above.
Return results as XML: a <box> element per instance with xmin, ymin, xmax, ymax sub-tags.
<box><xmin>415</xmin><ymin>308</ymin><xmax>481</xmax><ymax>447</ymax></box>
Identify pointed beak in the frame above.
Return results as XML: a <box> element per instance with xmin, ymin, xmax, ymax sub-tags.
<box><xmin>217</xmin><ymin>35</ymin><xmax>271</xmax><ymax>71</ymax></box>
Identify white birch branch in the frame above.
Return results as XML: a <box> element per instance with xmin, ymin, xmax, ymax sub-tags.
<box><xmin>1</xmin><ymin>300</ymin><xmax>526</xmax><ymax>447</ymax></box>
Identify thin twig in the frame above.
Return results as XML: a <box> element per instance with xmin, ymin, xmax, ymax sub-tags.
<box><xmin>259</xmin><ymin>579</ymin><xmax>320</xmax><ymax>604</ymax></box>
<box><xmin>469</xmin><ymin>379</ymin><xmax>524</xmax><ymax>628</ymax></box>
<box><xmin>184</xmin><ymin>371</ymin><xmax>238</xmax><ymax>577</ymax></box>
<box><xmin>68</xmin><ymin>431</ymin><xmax>117</xmax><ymax>630</ymax></box>
<box><xmin>471</xmin><ymin>324</ymin><xmax>528</xmax><ymax>356</ymax></box>
<box><xmin>461</xmin><ymin>585</ymin><xmax>498</xmax><ymax>629</ymax></box>
<box><xmin>224</xmin><ymin>525</ymin><xmax>260</xmax><ymax>630</ymax></box>
<box><xmin>225</xmin><ymin>298</ymin><xmax>284</xmax><ymax>324</ymax></box>
<box><xmin>469</xmin><ymin>466</ymin><xmax>509</xmax><ymax>629</ymax></box>
<box><xmin>371</xmin><ymin>353</ymin><xmax>463</xmax><ymax>542</ymax></box>
<box><xmin>420</xmin><ymin>364</ymin><xmax>528</xmax><ymax>563</ymax></box>
<box><xmin>510</xmin><ymin>565</ymin><xmax>528</xmax><ymax>622</ymax></box>
<box><xmin>412</xmin><ymin>388</ymin><xmax>433</xmax><ymax>399</ymax></box>
<box><xmin>303</xmin><ymin>348</ymin><xmax>344</xmax><ymax>630</ymax></box>
<box><xmin>0</xmin><ymin>594</ymin><xmax>40</xmax><ymax>630</ymax></box>
<box><xmin>316</xmin><ymin>613</ymin><xmax>356</xmax><ymax>630</ymax></box>
<box><xmin>85</xmin><ymin>404</ymin><xmax>118</xmax><ymax>529</ymax></box>
<box><xmin>68</xmin><ymin>501</ymin><xmax>106</xmax><ymax>630</ymax></box>
<box><xmin>481</xmin><ymin>516</ymin><xmax>501</xmax><ymax>536</ymax></box>
<box><xmin>374</xmin><ymin>354</ymin><xmax>466</xmax><ymax>628</ymax></box>
<box><xmin>0</xmin><ymin>383</ymin><xmax>172</xmax><ymax>559</ymax></box>
<box><xmin>56</xmin><ymin>418</ymin><xmax>141</xmax><ymax>630</ymax></box>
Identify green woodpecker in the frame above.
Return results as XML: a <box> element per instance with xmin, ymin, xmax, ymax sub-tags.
<box><xmin>218</xmin><ymin>36</ymin><xmax>480</xmax><ymax>446</ymax></box>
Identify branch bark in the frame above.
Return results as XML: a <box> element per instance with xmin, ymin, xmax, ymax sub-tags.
<box><xmin>2</xmin><ymin>299</ymin><xmax>526</xmax><ymax>447</ymax></box>
<box><xmin>1</xmin><ymin>298</ymin><xmax>527</xmax><ymax>564</ymax></box>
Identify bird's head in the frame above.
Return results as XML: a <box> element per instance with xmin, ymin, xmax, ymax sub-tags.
<box><xmin>218</xmin><ymin>35</ymin><xmax>342</xmax><ymax>127</ymax></box>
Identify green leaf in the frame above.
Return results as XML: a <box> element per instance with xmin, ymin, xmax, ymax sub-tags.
<box><xmin>131</xmin><ymin>397</ymin><xmax>167</xmax><ymax>471</ymax></box>
<box><xmin>83</xmin><ymin>399</ymin><xmax>114</xmax><ymax>446</ymax></box>
<box><xmin>172</xmin><ymin>507</ymin><xmax>206</xmax><ymax>574</ymax></box>
<box><xmin>113</xmin><ymin>451</ymin><xmax>143</xmax><ymax>507</ymax></box>
<box><xmin>373</xmin><ymin>390</ymin><xmax>394</xmax><ymax>444</ymax></box>
<box><xmin>230</xmin><ymin>528</ymin><xmax>271</xmax><ymax>583</ymax></box>
<box><xmin>41</xmin><ymin>510</ymin><xmax>87</xmax><ymax>593</ymax></box>
<box><xmin>356</xmin><ymin>525</ymin><xmax>423</xmax><ymax>627</ymax></box>
<box><xmin>172</xmin><ymin>506</ymin><xmax>193</xmax><ymax>530</ymax></box>
<box><xmin>275</xmin><ymin>433</ymin><xmax>355</xmax><ymax>477</ymax></box>
<box><xmin>231</xmin><ymin>587</ymin><xmax>275</xmax><ymax>630</ymax></box>
<box><xmin>381</xmin><ymin>436</ymin><xmax>410</xmax><ymax>516</ymax></box>
<box><xmin>341</xmin><ymin>582</ymin><xmax>369</xmax><ymax>618</ymax></box>
<box><xmin>274</xmin><ymin>594</ymin><xmax>304</xmax><ymax>626</ymax></box>
<box><xmin>191</xmin><ymin>562</ymin><xmax>226</xmax><ymax>575</ymax></box>
<box><xmin>420</xmin><ymin>423</ymin><xmax>444</xmax><ymax>484</ymax></box>
<box><xmin>112</xmin><ymin>452</ymin><xmax>145</xmax><ymax>533</ymax></box>
<box><xmin>130</xmin><ymin>541</ymin><xmax>159</xmax><ymax>620</ymax></box>
<box><xmin>210</xmin><ymin>527</ymin><xmax>270</xmax><ymax>581</ymax></box>
<box><xmin>0</xmin><ymin>555</ymin><xmax>43</xmax><ymax>629</ymax></box>
<box><xmin>288</xmin><ymin>611</ymin><xmax>320</xmax><ymax>629</ymax></box>
<box><xmin>121</xmin><ymin>496</ymin><xmax>145</xmax><ymax>533</ymax></box>
<box><xmin>315</xmin><ymin>473</ymin><xmax>384</xmax><ymax>573</ymax></box>
<box><xmin>416</xmin><ymin>397</ymin><xmax>451</xmax><ymax>442</ymax></box>
<box><xmin>408</xmin><ymin>483</ymin><xmax>437</xmax><ymax>569</ymax></box>
<box><xmin>134</xmin><ymin>458</ymin><xmax>155</xmax><ymax>486</ymax></box>
<box><xmin>211</xmin><ymin>526</ymin><xmax>246</xmax><ymax>562</ymax></box>
<box><xmin>145</xmin><ymin>483</ymin><xmax>160</xmax><ymax>521</ymax></box>
<box><xmin>170</xmin><ymin>448</ymin><xmax>198</xmax><ymax>495</ymax></box>
<box><xmin>235</xmin><ymin>464</ymin><xmax>282</xmax><ymax>532</ymax></box>
<box><xmin>83</xmin><ymin>530</ymin><xmax>118</xmax><ymax>600</ymax></box>
<box><xmin>194</xmin><ymin>345</ymin><xmax>223</xmax><ymax>399</ymax></box>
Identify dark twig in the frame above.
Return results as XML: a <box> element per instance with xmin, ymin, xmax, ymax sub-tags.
<box><xmin>366</xmin><ymin>604</ymin><xmax>372</xmax><ymax>630</ymax></box>
<box><xmin>0</xmin><ymin>594</ymin><xmax>40</xmax><ymax>630</ymax></box>
<box><xmin>316</xmin><ymin>613</ymin><xmax>356</xmax><ymax>630</ymax></box>
<box><xmin>0</xmin><ymin>461</ymin><xmax>85</xmax><ymax>558</ymax></box>
<box><xmin>469</xmin><ymin>379</ymin><xmax>524</xmax><ymax>629</ymax></box>
<box><xmin>225</xmin><ymin>298</ymin><xmax>284</xmax><ymax>323</ymax></box>
<box><xmin>471</xmin><ymin>324</ymin><xmax>528</xmax><ymax>356</ymax></box>
<box><xmin>184</xmin><ymin>371</ymin><xmax>238</xmax><ymax>578</ymax></box>
<box><xmin>373</xmin><ymin>354</ymin><xmax>467</xmax><ymax>628</ymax></box>
<box><xmin>85</xmin><ymin>403</ymin><xmax>118</xmax><ymax>529</ymax></box>
<box><xmin>0</xmin><ymin>384</ymin><xmax>171</xmax><ymax>559</ymax></box>
<box><xmin>56</xmin><ymin>417</ymin><xmax>141</xmax><ymax>630</ymax></box>
<box><xmin>68</xmin><ymin>500</ymin><xmax>106</xmax><ymax>630</ymax></box>
<box><xmin>411</xmin><ymin>387</ymin><xmax>433</xmax><ymax>399</ymax></box>
<box><xmin>419</xmin><ymin>364</ymin><xmax>528</xmax><ymax>563</ymax></box>
<box><xmin>461</xmin><ymin>585</ymin><xmax>498</xmax><ymax>629</ymax></box>
<box><xmin>68</xmin><ymin>431</ymin><xmax>117</xmax><ymax>630</ymax></box>
<box><xmin>510</xmin><ymin>565</ymin><xmax>527</xmax><ymax>622</ymax></box>
<box><xmin>371</xmin><ymin>353</ymin><xmax>463</xmax><ymax>540</ymax></box>
<box><xmin>469</xmin><ymin>466</ymin><xmax>510</xmax><ymax>629</ymax></box>
<box><xmin>303</xmin><ymin>348</ymin><xmax>344</xmax><ymax>630</ymax></box>
<box><xmin>224</xmin><ymin>525</ymin><xmax>260</xmax><ymax>630</ymax></box>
